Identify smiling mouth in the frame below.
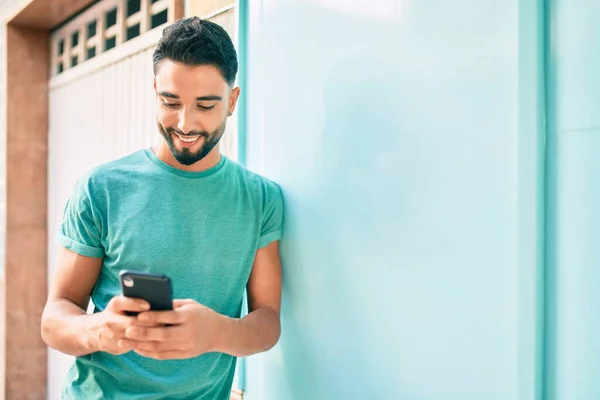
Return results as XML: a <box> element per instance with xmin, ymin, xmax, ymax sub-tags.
<box><xmin>174</xmin><ymin>133</ymin><xmax>202</xmax><ymax>143</ymax></box>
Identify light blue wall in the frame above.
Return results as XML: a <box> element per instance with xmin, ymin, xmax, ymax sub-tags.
<box><xmin>545</xmin><ymin>0</ymin><xmax>600</xmax><ymax>398</ymax></box>
<box><xmin>242</xmin><ymin>0</ymin><xmax>544</xmax><ymax>399</ymax></box>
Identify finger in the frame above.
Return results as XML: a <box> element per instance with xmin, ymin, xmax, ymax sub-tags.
<box><xmin>134</xmin><ymin>318</ymin><xmax>162</xmax><ymax>327</ymax></box>
<box><xmin>173</xmin><ymin>299</ymin><xmax>196</xmax><ymax>308</ymax></box>
<box><xmin>134</xmin><ymin>349</ymin><xmax>192</xmax><ymax>360</ymax></box>
<box><xmin>137</xmin><ymin>310</ymin><xmax>187</xmax><ymax>325</ymax></box>
<box><xmin>125</xmin><ymin>326</ymin><xmax>175</xmax><ymax>341</ymax></box>
<box><xmin>108</xmin><ymin>296</ymin><xmax>150</xmax><ymax>313</ymax></box>
<box><xmin>104</xmin><ymin>313</ymin><xmax>139</xmax><ymax>333</ymax></box>
<box><xmin>115</xmin><ymin>339</ymin><xmax>136</xmax><ymax>351</ymax></box>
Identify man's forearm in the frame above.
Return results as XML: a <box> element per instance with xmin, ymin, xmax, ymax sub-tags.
<box><xmin>41</xmin><ymin>299</ymin><xmax>98</xmax><ymax>357</ymax></box>
<box><xmin>216</xmin><ymin>307</ymin><xmax>281</xmax><ymax>357</ymax></box>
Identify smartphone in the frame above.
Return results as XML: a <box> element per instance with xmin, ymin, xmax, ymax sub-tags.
<box><xmin>119</xmin><ymin>270</ymin><xmax>173</xmax><ymax>315</ymax></box>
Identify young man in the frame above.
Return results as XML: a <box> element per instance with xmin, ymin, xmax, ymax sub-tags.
<box><xmin>41</xmin><ymin>17</ymin><xmax>283</xmax><ymax>400</ymax></box>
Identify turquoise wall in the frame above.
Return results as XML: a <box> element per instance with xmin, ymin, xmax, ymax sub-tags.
<box><xmin>236</xmin><ymin>0</ymin><xmax>593</xmax><ymax>398</ymax></box>
<box><xmin>546</xmin><ymin>0</ymin><xmax>600</xmax><ymax>399</ymax></box>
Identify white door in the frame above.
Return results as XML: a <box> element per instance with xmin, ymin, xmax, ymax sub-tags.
<box><xmin>47</xmin><ymin>6</ymin><xmax>160</xmax><ymax>399</ymax></box>
<box><xmin>46</xmin><ymin>2</ymin><xmax>240</xmax><ymax>398</ymax></box>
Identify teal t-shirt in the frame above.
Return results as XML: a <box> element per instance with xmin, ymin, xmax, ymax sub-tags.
<box><xmin>56</xmin><ymin>149</ymin><xmax>284</xmax><ymax>400</ymax></box>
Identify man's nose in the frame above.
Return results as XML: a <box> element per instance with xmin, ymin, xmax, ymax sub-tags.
<box><xmin>177</xmin><ymin>108</ymin><xmax>196</xmax><ymax>134</ymax></box>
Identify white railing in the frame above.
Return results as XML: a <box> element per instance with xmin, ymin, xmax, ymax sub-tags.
<box><xmin>50</xmin><ymin>0</ymin><xmax>173</xmax><ymax>78</ymax></box>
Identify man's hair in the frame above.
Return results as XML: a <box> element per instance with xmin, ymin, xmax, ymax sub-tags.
<box><xmin>153</xmin><ymin>17</ymin><xmax>238</xmax><ymax>86</ymax></box>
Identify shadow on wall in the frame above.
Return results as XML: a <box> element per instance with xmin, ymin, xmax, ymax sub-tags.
<box><xmin>263</xmin><ymin>3</ymin><xmax>419</xmax><ymax>398</ymax></box>
<box><xmin>274</xmin><ymin>45</ymin><xmax>423</xmax><ymax>400</ymax></box>
<box><xmin>282</xmin><ymin>58</ymin><xmax>408</xmax><ymax>400</ymax></box>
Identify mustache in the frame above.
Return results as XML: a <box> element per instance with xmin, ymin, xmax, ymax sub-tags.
<box><xmin>165</xmin><ymin>127</ymin><xmax>209</xmax><ymax>138</ymax></box>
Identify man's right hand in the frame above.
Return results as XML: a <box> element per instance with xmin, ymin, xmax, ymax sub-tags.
<box><xmin>87</xmin><ymin>296</ymin><xmax>152</xmax><ymax>355</ymax></box>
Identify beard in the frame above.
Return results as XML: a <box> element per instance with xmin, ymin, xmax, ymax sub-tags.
<box><xmin>157</xmin><ymin>119</ymin><xmax>227</xmax><ymax>166</ymax></box>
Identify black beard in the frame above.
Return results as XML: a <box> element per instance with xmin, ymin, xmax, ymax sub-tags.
<box><xmin>157</xmin><ymin>120</ymin><xmax>227</xmax><ymax>166</ymax></box>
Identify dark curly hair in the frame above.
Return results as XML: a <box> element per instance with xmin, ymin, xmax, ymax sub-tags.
<box><xmin>153</xmin><ymin>17</ymin><xmax>238</xmax><ymax>86</ymax></box>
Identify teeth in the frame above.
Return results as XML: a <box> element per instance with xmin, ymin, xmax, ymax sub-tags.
<box><xmin>176</xmin><ymin>134</ymin><xmax>200</xmax><ymax>143</ymax></box>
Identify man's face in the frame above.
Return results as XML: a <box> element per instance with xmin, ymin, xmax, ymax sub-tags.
<box><xmin>154</xmin><ymin>60</ymin><xmax>239</xmax><ymax>166</ymax></box>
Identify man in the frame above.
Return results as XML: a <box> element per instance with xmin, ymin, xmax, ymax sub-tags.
<box><xmin>41</xmin><ymin>17</ymin><xmax>283</xmax><ymax>400</ymax></box>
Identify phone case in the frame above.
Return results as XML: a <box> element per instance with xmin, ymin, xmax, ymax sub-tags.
<box><xmin>119</xmin><ymin>270</ymin><xmax>173</xmax><ymax>313</ymax></box>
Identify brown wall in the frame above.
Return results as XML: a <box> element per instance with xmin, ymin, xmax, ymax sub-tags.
<box><xmin>3</xmin><ymin>1</ymin><xmax>96</xmax><ymax>397</ymax></box>
<box><xmin>4</xmin><ymin>23</ymin><xmax>49</xmax><ymax>400</ymax></box>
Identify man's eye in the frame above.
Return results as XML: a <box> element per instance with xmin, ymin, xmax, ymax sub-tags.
<box><xmin>197</xmin><ymin>105</ymin><xmax>215</xmax><ymax>111</ymax></box>
<box><xmin>162</xmin><ymin>101</ymin><xmax>179</xmax><ymax>108</ymax></box>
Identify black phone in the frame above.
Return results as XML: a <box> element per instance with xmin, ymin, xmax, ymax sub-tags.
<box><xmin>119</xmin><ymin>270</ymin><xmax>173</xmax><ymax>315</ymax></box>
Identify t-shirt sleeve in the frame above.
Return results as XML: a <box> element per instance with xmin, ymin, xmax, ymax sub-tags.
<box><xmin>55</xmin><ymin>179</ymin><xmax>105</xmax><ymax>258</ymax></box>
<box><xmin>258</xmin><ymin>180</ymin><xmax>284</xmax><ymax>249</ymax></box>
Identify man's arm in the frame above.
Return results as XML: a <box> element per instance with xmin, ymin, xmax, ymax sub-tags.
<box><xmin>41</xmin><ymin>247</ymin><xmax>104</xmax><ymax>356</ymax></box>
<box><xmin>216</xmin><ymin>240</ymin><xmax>282</xmax><ymax>357</ymax></box>
<box><xmin>41</xmin><ymin>248</ymin><xmax>151</xmax><ymax>356</ymax></box>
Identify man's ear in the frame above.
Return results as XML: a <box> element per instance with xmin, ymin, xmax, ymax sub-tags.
<box><xmin>228</xmin><ymin>87</ymin><xmax>241</xmax><ymax>115</ymax></box>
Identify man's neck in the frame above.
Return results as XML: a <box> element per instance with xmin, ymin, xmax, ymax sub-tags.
<box><xmin>153</xmin><ymin>144</ymin><xmax>221</xmax><ymax>172</ymax></box>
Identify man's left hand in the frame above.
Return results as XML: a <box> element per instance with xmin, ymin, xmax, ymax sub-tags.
<box><xmin>118</xmin><ymin>299</ymin><xmax>226</xmax><ymax>360</ymax></box>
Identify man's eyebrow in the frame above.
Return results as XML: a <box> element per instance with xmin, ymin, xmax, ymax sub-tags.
<box><xmin>157</xmin><ymin>92</ymin><xmax>222</xmax><ymax>102</ymax></box>
<box><xmin>196</xmin><ymin>95</ymin><xmax>222</xmax><ymax>101</ymax></box>
<box><xmin>158</xmin><ymin>91</ymin><xmax>179</xmax><ymax>99</ymax></box>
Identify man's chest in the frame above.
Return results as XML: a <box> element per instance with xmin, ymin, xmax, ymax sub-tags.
<box><xmin>99</xmin><ymin>187</ymin><xmax>261</xmax><ymax>283</ymax></box>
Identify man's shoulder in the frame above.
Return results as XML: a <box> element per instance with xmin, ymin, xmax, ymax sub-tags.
<box><xmin>225</xmin><ymin>159</ymin><xmax>282</xmax><ymax>196</ymax></box>
<box><xmin>74</xmin><ymin>149</ymin><xmax>148</xmax><ymax>195</ymax></box>
<box><xmin>89</xmin><ymin>149</ymin><xmax>147</xmax><ymax>177</ymax></box>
